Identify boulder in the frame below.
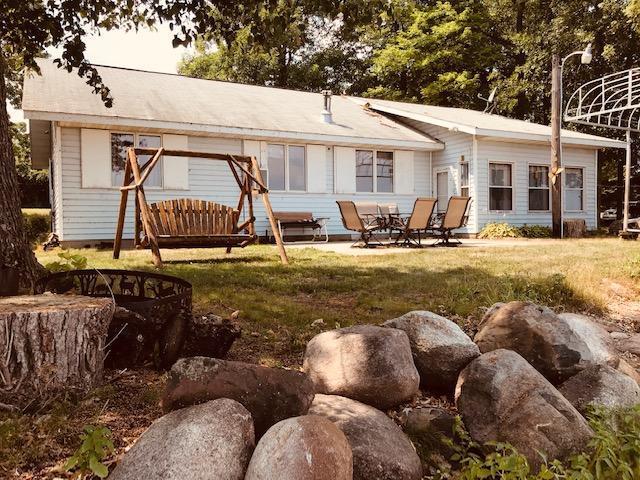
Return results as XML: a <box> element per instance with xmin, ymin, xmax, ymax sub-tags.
<box><xmin>161</xmin><ymin>357</ymin><xmax>315</xmax><ymax>437</ymax></box>
<box><xmin>559</xmin><ymin>364</ymin><xmax>640</xmax><ymax>415</ymax></box>
<box><xmin>401</xmin><ymin>407</ymin><xmax>458</xmax><ymax>472</ymax></box>
<box><xmin>303</xmin><ymin>325</ymin><xmax>419</xmax><ymax>409</ymax></box>
<box><xmin>617</xmin><ymin>359</ymin><xmax>640</xmax><ymax>384</ymax></box>
<box><xmin>616</xmin><ymin>333</ymin><xmax>640</xmax><ymax>356</ymax></box>
<box><xmin>383</xmin><ymin>311</ymin><xmax>480</xmax><ymax>392</ymax></box>
<box><xmin>244</xmin><ymin>415</ymin><xmax>353</xmax><ymax>480</ymax></box>
<box><xmin>109</xmin><ymin>399</ymin><xmax>254</xmax><ymax>480</ymax></box>
<box><xmin>475</xmin><ymin>302</ymin><xmax>618</xmax><ymax>384</ymax></box>
<box><xmin>182</xmin><ymin>313</ymin><xmax>241</xmax><ymax>359</ymax></box>
<box><xmin>455</xmin><ymin>349</ymin><xmax>592</xmax><ymax>469</ymax></box>
<box><xmin>309</xmin><ymin>394</ymin><xmax>422</xmax><ymax>480</ymax></box>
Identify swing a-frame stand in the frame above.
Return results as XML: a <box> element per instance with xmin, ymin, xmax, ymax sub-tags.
<box><xmin>112</xmin><ymin>147</ymin><xmax>288</xmax><ymax>267</ymax></box>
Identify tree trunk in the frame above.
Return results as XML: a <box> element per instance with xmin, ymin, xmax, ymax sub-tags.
<box><xmin>0</xmin><ymin>56</ymin><xmax>46</xmax><ymax>290</ymax></box>
<box><xmin>0</xmin><ymin>295</ymin><xmax>114</xmax><ymax>407</ymax></box>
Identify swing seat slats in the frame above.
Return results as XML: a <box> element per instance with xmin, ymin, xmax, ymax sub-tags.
<box><xmin>144</xmin><ymin>199</ymin><xmax>257</xmax><ymax>248</ymax></box>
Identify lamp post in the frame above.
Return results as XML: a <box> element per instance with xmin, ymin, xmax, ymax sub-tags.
<box><xmin>551</xmin><ymin>43</ymin><xmax>593</xmax><ymax>238</ymax></box>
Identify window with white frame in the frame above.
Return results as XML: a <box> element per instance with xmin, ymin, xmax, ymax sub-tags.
<box><xmin>111</xmin><ymin>133</ymin><xmax>163</xmax><ymax>188</ymax></box>
<box><xmin>267</xmin><ymin>144</ymin><xmax>306</xmax><ymax>191</ymax></box>
<box><xmin>356</xmin><ymin>149</ymin><xmax>394</xmax><ymax>193</ymax></box>
<box><xmin>528</xmin><ymin>165</ymin><xmax>550</xmax><ymax>211</ymax></box>
<box><xmin>565</xmin><ymin>167</ymin><xmax>584</xmax><ymax>211</ymax></box>
<box><xmin>460</xmin><ymin>159</ymin><xmax>469</xmax><ymax>197</ymax></box>
<box><xmin>489</xmin><ymin>163</ymin><xmax>513</xmax><ymax>211</ymax></box>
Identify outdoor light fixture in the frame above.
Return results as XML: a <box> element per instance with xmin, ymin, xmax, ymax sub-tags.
<box><xmin>550</xmin><ymin>43</ymin><xmax>595</xmax><ymax>238</ymax></box>
<box><xmin>580</xmin><ymin>43</ymin><xmax>593</xmax><ymax>65</ymax></box>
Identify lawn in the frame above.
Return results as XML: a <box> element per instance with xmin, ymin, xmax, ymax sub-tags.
<box><xmin>36</xmin><ymin>238</ymin><xmax>640</xmax><ymax>365</ymax></box>
<box><xmin>4</xmin><ymin>238</ymin><xmax>638</xmax><ymax>478</ymax></box>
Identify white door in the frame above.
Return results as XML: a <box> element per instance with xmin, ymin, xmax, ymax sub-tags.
<box><xmin>436</xmin><ymin>171</ymin><xmax>449</xmax><ymax>212</ymax></box>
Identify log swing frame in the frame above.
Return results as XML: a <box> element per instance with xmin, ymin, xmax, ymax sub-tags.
<box><xmin>112</xmin><ymin>147</ymin><xmax>288</xmax><ymax>267</ymax></box>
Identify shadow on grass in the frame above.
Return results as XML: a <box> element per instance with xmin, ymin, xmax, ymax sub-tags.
<box><xmin>162</xmin><ymin>255</ymin><xmax>266</xmax><ymax>265</ymax></box>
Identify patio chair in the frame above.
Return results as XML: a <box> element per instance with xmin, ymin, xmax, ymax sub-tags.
<box><xmin>379</xmin><ymin>203</ymin><xmax>403</xmax><ymax>232</ymax></box>
<box><xmin>394</xmin><ymin>198</ymin><xmax>437</xmax><ymax>247</ymax></box>
<box><xmin>430</xmin><ymin>196</ymin><xmax>472</xmax><ymax>246</ymax></box>
<box><xmin>354</xmin><ymin>202</ymin><xmax>380</xmax><ymax>228</ymax></box>
<box><xmin>272</xmin><ymin>211</ymin><xmax>329</xmax><ymax>243</ymax></box>
<box><xmin>337</xmin><ymin>201</ymin><xmax>384</xmax><ymax>247</ymax></box>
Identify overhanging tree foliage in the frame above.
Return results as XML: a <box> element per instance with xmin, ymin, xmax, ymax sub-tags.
<box><xmin>1</xmin><ymin>0</ymin><xmax>358</xmax><ymax>287</ymax></box>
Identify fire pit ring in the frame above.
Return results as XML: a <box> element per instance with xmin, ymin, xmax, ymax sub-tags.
<box><xmin>34</xmin><ymin>269</ymin><xmax>192</xmax><ymax>369</ymax></box>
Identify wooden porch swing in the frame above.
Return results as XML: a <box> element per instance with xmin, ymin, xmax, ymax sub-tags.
<box><xmin>112</xmin><ymin>147</ymin><xmax>288</xmax><ymax>267</ymax></box>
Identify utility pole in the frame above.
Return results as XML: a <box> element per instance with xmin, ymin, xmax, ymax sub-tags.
<box><xmin>550</xmin><ymin>54</ymin><xmax>562</xmax><ymax>238</ymax></box>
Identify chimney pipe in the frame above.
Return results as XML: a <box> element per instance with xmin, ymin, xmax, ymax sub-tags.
<box><xmin>321</xmin><ymin>90</ymin><xmax>332</xmax><ymax>123</ymax></box>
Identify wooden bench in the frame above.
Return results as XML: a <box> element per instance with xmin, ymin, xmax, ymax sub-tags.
<box><xmin>144</xmin><ymin>199</ymin><xmax>256</xmax><ymax>248</ymax></box>
<box><xmin>272</xmin><ymin>211</ymin><xmax>329</xmax><ymax>243</ymax></box>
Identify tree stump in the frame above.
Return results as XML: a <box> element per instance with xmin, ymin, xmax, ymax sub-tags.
<box><xmin>563</xmin><ymin>219</ymin><xmax>587</xmax><ymax>238</ymax></box>
<box><xmin>0</xmin><ymin>295</ymin><xmax>114</xmax><ymax>407</ymax></box>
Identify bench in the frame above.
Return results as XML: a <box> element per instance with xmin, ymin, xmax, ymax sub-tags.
<box><xmin>144</xmin><ymin>199</ymin><xmax>256</xmax><ymax>248</ymax></box>
<box><xmin>272</xmin><ymin>211</ymin><xmax>329</xmax><ymax>243</ymax></box>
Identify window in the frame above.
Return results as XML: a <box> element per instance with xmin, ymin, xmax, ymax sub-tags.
<box><xmin>138</xmin><ymin>135</ymin><xmax>162</xmax><ymax>188</ymax></box>
<box><xmin>111</xmin><ymin>133</ymin><xmax>134</xmax><ymax>187</ymax></box>
<box><xmin>460</xmin><ymin>161</ymin><xmax>469</xmax><ymax>197</ymax></box>
<box><xmin>356</xmin><ymin>149</ymin><xmax>394</xmax><ymax>193</ymax></box>
<box><xmin>267</xmin><ymin>144</ymin><xmax>306</xmax><ymax>191</ymax></box>
<box><xmin>376</xmin><ymin>151</ymin><xmax>394</xmax><ymax>192</ymax></box>
<box><xmin>489</xmin><ymin>163</ymin><xmax>513</xmax><ymax>211</ymax></box>
<box><xmin>528</xmin><ymin>165</ymin><xmax>549</xmax><ymax>211</ymax></box>
<box><xmin>288</xmin><ymin>145</ymin><xmax>306</xmax><ymax>191</ymax></box>
<box><xmin>356</xmin><ymin>150</ymin><xmax>374</xmax><ymax>192</ymax></box>
<box><xmin>267</xmin><ymin>144</ymin><xmax>286</xmax><ymax>190</ymax></box>
<box><xmin>565</xmin><ymin>167</ymin><xmax>584</xmax><ymax>211</ymax></box>
<box><xmin>111</xmin><ymin>133</ymin><xmax>163</xmax><ymax>188</ymax></box>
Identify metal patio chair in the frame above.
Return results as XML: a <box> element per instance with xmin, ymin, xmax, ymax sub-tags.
<box><xmin>430</xmin><ymin>196</ymin><xmax>472</xmax><ymax>246</ymax></box>
<box><xmin>337</xmin><ymin>201</ymin><xmax>384</xmax><ymax>247</ymax></box>
<box><xmin>394</xmin><ymin>198</ymin><xmax>437</xmax><ymax>247</ymax></box>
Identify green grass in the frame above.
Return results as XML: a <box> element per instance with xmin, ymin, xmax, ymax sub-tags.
<box><xmin>37</xmin><ymin>239</ymin><xmax>640</xmax><ymax>338</ymax></box>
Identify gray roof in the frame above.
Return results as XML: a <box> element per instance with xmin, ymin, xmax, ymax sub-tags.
<box><xmin>357</xmin><ymin>98</ymin><xmax>625</xmax><ymax>148</ymax></box>
<box><xmin>22</xmin><ymin>59</ymin><xmax>439</xmax><ymax>149</ymax></box>
<box><xmin>23</xmin><ymin>58</ymin><xmax>622</xmax><ymax>149</ymax></box>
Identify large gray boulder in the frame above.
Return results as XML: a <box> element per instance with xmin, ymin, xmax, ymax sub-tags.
<box><xmin>475</xmin><ymin>302</ymin><xmax>618</xmax><ymax>384</ymax></box>
<box><xmin>162</xmin><ymin>357</ymin><xmax>315</xmax><ymax>437</ymax></box>
<box><xmin>383</xmin><ymin>311</ymin><xmax>480</xmax><ymax>392</ymax></box>
<box><xmin>303</xmin><ymin>325</ymin><xmax>419</xmax><ymax>409</ymax></box>
<box><xmin>109</xmin><ymin>399</ymin><xmax>254</xmax><ymax>480</ymax></box>
<box><xmin>309</xmin><ymin>394</ymin><xmax>422</xmax><ymax>480</ymax></box>
<box><xmin>244</xmin><ymin>415</ymin><xmax>353</xmax><ymax>480</ymax></box>
<box><xmin>455</xmin><ymin>349</ymin><xmax>592</xmax><ymax>469</ymax></box>
<box><xmin>559</xmin><ymin>364</ymin><xmax>640</xmax><ymax>415</ymax></box>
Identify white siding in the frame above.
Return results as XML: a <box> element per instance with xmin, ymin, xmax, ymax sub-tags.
<box><xmin>57</xmin><ymin>128</ymin><xmax>431</xmax><ymax>241</ymax></box>
<box><xmin>394</xmin><ymin>118</ymin><xmax>475</xmax><ymax>232</ymax></box>
<box><xmin>476</xmin><ymin>139</ymin><xmax>598</xmax><ymax>230</ymax></box>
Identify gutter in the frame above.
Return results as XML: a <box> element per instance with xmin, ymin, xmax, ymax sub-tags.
<box><xmin>23</xmin><ymin>110</ymin><xmax>445</xmax><ymax>152</ymax></box>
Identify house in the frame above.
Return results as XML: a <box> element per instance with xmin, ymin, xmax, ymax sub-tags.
<box><xmin>22</xmin><ymin>59</ymin><xmax>624</xmax><ymax>245</ymax></box>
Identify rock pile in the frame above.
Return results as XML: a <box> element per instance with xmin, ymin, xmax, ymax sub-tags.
<box><xmin>110</xmin><ymin>301</ymin><xmax>640</xmax><ymax>478</ymax></box>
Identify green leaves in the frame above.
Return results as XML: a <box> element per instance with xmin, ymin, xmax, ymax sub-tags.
<box><xmin>45</xmin><ymin>251</ymin><xmax>88</xmax><ymax>273</ymax></box>
<box><xmin>64</xmin><ymin>425</ymin><xmax>114</xmax><ymax>479</ymax></box>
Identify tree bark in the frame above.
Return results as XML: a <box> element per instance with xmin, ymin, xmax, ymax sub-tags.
<box><xmin>0</xmin><ymin>295</ymin><xmax>114</xmax><ymax>407</ymax></box>
<box><xmin>0</xmin><ymin>55</ymin><xmax>46</xmax><ymax>289</ymax></box>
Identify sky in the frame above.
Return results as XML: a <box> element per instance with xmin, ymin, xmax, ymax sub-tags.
<box><xmin>8</xmin><ymin>24</ymin><xmax>192</xmax><ymax>122</ymax></box>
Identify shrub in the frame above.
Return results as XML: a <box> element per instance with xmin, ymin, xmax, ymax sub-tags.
<box><xmin>45</xmin><ymin>251</ymin><xmax>88</xmax><ymax>272</ymax></box>
<box><xmin>432</xmin><ymin>405</ymin><xmax>640</xmax><ymax>480</ymax></box>
<box><xmin>478</xmin><ymin>223</ymin><xmax>552</xmax><ymax>239</ymax></box>
<box><xmin>64</xmin><ymin>425</ymin><xmax>114</xmax><ymax>478</ymax></box>
<box><xmin>518</xmin><ymin>224</ymin><xmax>552</xmax><ymax>238</ymax></box>
<box><xmin>22</xmin><ymin>210</ymin><xmax>50</xmax><ymax>246</ymax></box>
<box><xmin>478</xmin><ymin>223</ymin><xmax>522</xmax><ymax>239</ymax></box>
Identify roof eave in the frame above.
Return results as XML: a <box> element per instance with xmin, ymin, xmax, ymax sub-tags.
<box><xmin>24</xmin><ymin>110</ymin><xmax>444</xmax><ymax>151</ymax></box>
<box><xmin>364</xmin><ymin>103</ymin><xmax>477</xmax><ymax>135</ymax></box>
<box><xmin>475</xmin><ymin>128</ymin><xmax>626</xmax><ymax>149</ymax></box>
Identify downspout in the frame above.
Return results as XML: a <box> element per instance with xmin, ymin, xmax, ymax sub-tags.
<box><xmin>472</xmin><ymin>135</ymin><xmax>479</xmax><ymax>235</ymax></box>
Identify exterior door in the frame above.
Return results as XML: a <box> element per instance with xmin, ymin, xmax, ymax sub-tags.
<box><xmin>436</xmin><ymin>171</ymin><xmax>449</xmax><ymax>212</ymax></box>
